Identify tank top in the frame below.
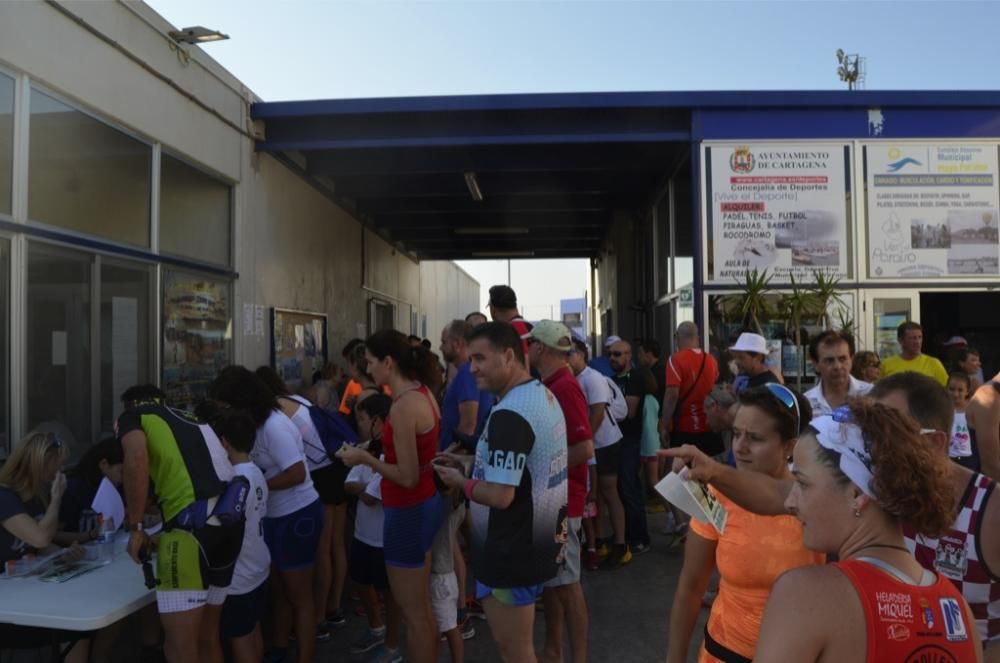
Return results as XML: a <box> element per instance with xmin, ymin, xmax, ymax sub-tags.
<box><xmin>904</xmin><ymin>471</ymin><xmax>1000</xmax><ymax>645</ymax></box>
<box><xmin>835</xmin><ymin>558</ymin><xmax>977</xmax><ymax>662</ymax></box>
<box><xmin>381</xmin><ymin>385</ymin><xmax>440</xmax><ymax>508</ymax></box>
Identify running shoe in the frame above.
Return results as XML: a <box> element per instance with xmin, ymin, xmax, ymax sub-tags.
<box><xmin>367</xmin><ymin>645</ymin><xmax>403</xmax><ymax>663</ymax></box>
<box><xmin>324</xmin><ymin>609</ymin><xmax>347</xmax><ymax>629</ymax></box>
<box><xmin>631</xmin><ymin>541</ymin><xmax>651</xmax><ymax>555</ymax></box>
<box><xmin>315</xmin><ymin>623</ymin><xmax>333</xmax><ymax>642</ymax></box>
<box><xmin>465</xmin><ymin>598</ymin><xmax>487</xmax><ymax>620</ymax></box>
<box><xmin>583</xmin><ymin>548</ymin><xmax>599</xmax><ymax>571</ymax></box>
<box><xmin>598</xmin><ymin>544</ymin><xmax>632</xmax><ymax>570</ymax></box>
<box><xmin>459</xmin><ymin>616</ymin><xmax>477</xmax><ymax>640</ymax></box>
<box><xmin>351</xmin><ymin>628</ymin><xmax>387</xmax><ymax>654</ymax></box>
<box><xmin>661</xmin><ymin>512</ymin><xmax>678</xmax><ymax>535</ymax></box>
<box><xmin>669</xmin><ymin>523</ymin><xmax>689</xmax><ymax>549</ymax></box>
<box><xmin>596</xmin><ymin>542</ymin><xmax>610</xmax><ymax>558</ymax></box>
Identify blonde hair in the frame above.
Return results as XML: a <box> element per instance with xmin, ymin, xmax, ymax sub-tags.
<box><xmin>0</xmin><ymin>432</ymin><xmax>66</xmax><ymax>505</ymax></box>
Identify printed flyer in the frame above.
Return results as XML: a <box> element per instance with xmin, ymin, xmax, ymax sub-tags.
<box><xmin>866</xmin><ymin>144</ymin><xmax>1000</xmax><ymax>278</ymax></box>
<box><xmin>706</xmin><ymin>144</ymin><xmax>851</xmax><ymax>283</ymax></box>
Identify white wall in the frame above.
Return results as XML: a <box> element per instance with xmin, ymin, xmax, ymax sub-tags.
<box><xmin>419</xmin><ymin>260</ymin><xmax>481</xmax><ymax>344</ymax></box>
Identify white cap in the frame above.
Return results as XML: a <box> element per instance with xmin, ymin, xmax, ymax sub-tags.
<box><xmin>604</xmin><ymin>335</ymin><xmax>623</xmax><ymax>347</ymax></box>
<box><xmin>943</xmin><ymin>336</ymin><xmax>968</xmax><ymax>347</ymax></box>
<box><xmin>730</xmin><ymin>332</ymin><xmax>768</xmax><ymax>355</ymax></box>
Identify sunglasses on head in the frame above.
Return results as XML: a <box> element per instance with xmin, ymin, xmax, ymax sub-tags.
<box><xmin>765</xmin><ymin>383</ymin><xmax>801</xmax><ymax>435</ymax></box>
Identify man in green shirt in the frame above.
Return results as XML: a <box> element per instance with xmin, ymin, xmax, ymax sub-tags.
<box><xmin>880</xmin><ymin>321</ymin><xmax>948</xmax><ymax>386</ymax></box>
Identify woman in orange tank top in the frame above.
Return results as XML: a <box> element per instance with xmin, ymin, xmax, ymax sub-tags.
<box><xmin>755</xmin><ymin>399</ymin><xmax>982</xmax><ymax>662</ymax></box>
<box><xmin>667</xmin><ymin>384</ymin><xmax>823</xmax><ymax>663</ymax></box>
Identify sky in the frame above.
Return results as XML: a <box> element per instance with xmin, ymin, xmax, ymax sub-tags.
<box><xmin>145</xmin><ymin>0</ymin><xmax>1000</xmax><ymax>318</ymax></box>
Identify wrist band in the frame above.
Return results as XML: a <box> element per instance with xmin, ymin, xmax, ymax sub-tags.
<box><xmin>464</xmin><ymin>479</ymin><xmax>479</xmax><ymax>502</ymax></box>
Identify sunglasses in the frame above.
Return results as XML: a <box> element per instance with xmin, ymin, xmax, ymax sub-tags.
<box><xmin>609</xmin><ymin>351</ymin><xmax>627</xmax><ymax>357</ymax></box>
<box><xmin>765</xmin><ymin>383</ymin><xmax>801</xmax><ymax>435</ymax></box>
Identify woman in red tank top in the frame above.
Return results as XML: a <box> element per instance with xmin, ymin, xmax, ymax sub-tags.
<box><xmin>754</xmin><ymin>399</ymin><xmax>982</xmax><ymax>662</ymax></box>
<box><xmin>338</xmin><ymin>329</ymin><xmax>445</xmax><ymax>663</ymax></box>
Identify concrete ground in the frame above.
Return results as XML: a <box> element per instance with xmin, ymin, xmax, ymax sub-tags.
<box><xmin>317</xmin><ymin>510</ymin><xmax>708</xmax><ymax>663</ymax></box>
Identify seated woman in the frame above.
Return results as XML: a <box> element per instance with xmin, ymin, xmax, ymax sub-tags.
<box><xmin>0</xmin><ymin>431</ymin><xmax>88</xmax><ymax>662</ymax></box>
<box><xmin>667</xmin><ymin>384</ymin><xmax>824</xmax><ymax>663</ymax></box>
<box><xmin>754</xmin><ymin>399</ymin><xmax>982</xmax><ymax>662</ymax></box>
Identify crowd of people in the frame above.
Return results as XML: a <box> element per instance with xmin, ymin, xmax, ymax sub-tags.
<box><xmin>2</xmin><ymin>282</ymin><xmax>999</xmax><ymax>663</ymax></box>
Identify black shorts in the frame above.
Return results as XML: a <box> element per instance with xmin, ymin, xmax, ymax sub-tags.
<box><xmin>595</xmin><ymin>442</ymin><xmax>622</xmax><ymax>476</ymax></box>
<box><xmin>311</xmin><ymin>460</ymin><xmax>351</xmax><ymax>506</ymax></box>
<box><xmin>349</xmin><ymin>538</ymin><xmax>389</xmax><ymax>590</ymax></box>
<box><xmin>671</xmin><ymin>431</ymin><xmax>724</xmax><ymax>457</ymax></box>
<box><xmin>220</xmin><ymin>578</ymin><xmax>269</xmax><ymax>639</ymax></box>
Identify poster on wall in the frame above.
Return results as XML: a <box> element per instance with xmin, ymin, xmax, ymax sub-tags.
<box><xmin>271</xmin><ymin>308</ymin><xmax>327</xmax><ymax>392</ymax></box>
<box><xmin>866</xmin><ymin>144</ymin><xmax>1000</xmax><ymax>278</ymax></box>
<box><xmin>706</xmin><ymin>144</ymin><xmax>851</xmax><ymax>284</ymax></box>
<box><xmin>162</xmin><ymin>272</ymin><xmax>232</xmax><ymax>410</ymax></box>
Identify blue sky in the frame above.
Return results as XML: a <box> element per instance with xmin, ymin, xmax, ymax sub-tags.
<box><xmin>145</xmin><ymin>0</ymin><xmax>1000</xmax><ymax>316</ymax></box>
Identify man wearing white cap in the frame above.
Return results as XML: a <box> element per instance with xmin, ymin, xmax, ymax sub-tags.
<box><xmin>729</xmin><ymin>332</ymin><xmax>781</xmax><ymax>393</ymax></box>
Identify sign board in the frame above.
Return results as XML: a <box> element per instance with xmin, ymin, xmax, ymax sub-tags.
<box><xmin>866</xmin><ymin>144</ymin><xmax>1000</xmax><ymax>278</ymax></box>
<box><xmin>679</xmin><ymin>287</ymin><xmax>694</xmax><ymax>308</ymax></box>
<box><xmin>705</xmin><ymin>144</ymin><xmax>851</xmax><ymax>284</ymax></box>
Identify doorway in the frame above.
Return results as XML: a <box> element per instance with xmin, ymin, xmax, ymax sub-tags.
<box><xmin>920</xmin><ymin>291</ymin><xmax>1000</xmax><ymax>377</ymax></box>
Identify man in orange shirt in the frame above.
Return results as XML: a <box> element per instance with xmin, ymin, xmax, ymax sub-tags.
<box><xmin>660</xmin><ymin>322</ymin><xmax>722</xmax><ymax>457</ymax></box>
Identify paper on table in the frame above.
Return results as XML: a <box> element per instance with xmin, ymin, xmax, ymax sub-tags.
<box><xmin>654</xmin><ymin>470</ymin><xmax>728</xmax><ymax>534</ymax></box>
<box><xmin>91</xmin><ymin>477</ymin><xmax>125</xmax><ymax>531</ymax></box>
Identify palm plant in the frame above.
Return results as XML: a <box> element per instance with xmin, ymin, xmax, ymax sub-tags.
<box><xmin>777</xmin><ymin>274</ymin><xmax>820</xmax><ymax>389</ymax></box>
<box><xmin>812</xmin><ymin>270</ymin><xmax>848</xmax><ymax>330</ymax></box>
<box><xmin>725</xmin><ymin>268</ymin><xmax>774</xmax><ymax>334</ymax></box>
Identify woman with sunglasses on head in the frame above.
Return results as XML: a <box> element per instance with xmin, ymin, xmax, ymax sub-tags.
<box><xmin>0</xmin><ymin>432</ymin><xmax>90</xmax><ymax>662</ymax></box>
<box><xmin>338</xmin><ymin>329</ymin><xmax>446</xmax><ymax>663</ymax></box>
<box><xmin>754</xmin><ymin>399</ymin><xmax>981</xmax><ymax>662</ymax></box>
<box><xmin>666</xmin><ymin>384</ymin><xmax>823</xmax><ymax>663</ymax></box>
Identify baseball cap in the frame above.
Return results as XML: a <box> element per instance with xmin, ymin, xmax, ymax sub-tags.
<box><xmin>604</xmin><ymin>335</ymin><xmax>623</xmax><ymax>348</ymax></box>
<box><xmin>523</xmin><ymin>320</ymin><xmax>573</xmax><ymax>352</ymax></box>
<box><xmin>943</xmin><ymin>336</ymin><xmax>968</xmax><ymax>348</ymax></box>
<box><xmin>730</xmin><ymin>332</ymin><xmax>768</xmax><ymax>355</ymax></box>
<box><xmin>487</xmin><ymin>285</ymin><xmax>517</xmax><ymax>310</ymax></box>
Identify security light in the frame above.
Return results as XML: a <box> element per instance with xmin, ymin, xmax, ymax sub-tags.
<box><xmin>168</xmin><ymin>26</ymin><xmax>230</xmax><ymax>45</ymax></box>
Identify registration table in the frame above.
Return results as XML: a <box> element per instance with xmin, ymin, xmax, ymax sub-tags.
<box><xmin>0</xmin><ymin>554</ymin><xmax>154</xmax><ymax>631</ymax></box>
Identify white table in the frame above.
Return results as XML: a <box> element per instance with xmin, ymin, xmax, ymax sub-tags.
<box><xmin>0</xmin><ymin>554</ymin><xmax>155</xmax><ymax>631</ymax></box>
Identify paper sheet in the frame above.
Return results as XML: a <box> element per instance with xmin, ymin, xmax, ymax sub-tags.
<box><xmin>654</xmin><ymin>470</ymin><xmax>728</xmax><ymax>534</ymax></box>
<box><xmin>90</xmin><ymin>477</ymin><xmax>125</xmax><ymax>531</ymax></box>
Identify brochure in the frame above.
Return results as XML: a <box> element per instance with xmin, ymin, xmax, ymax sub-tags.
<box><xmin>654</xmin><ymin>469</ymin><xmax>728</xmax><ymax>534</ymax></box>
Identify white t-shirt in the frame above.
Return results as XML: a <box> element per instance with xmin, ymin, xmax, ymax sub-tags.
<box><xmin>251</xmin><ymin>410</ymin><xmax>318</xmax><ymax>518</ymax></box>
<box><xmin>228</xmin><ymin>462</ymin><xmax>270</xmax><ymax>595</ymax></box>
<box><xmin>287</xmin><ymin>395</ymin><xmax>333</xmax><ymax>471</ymax></box>
<box><xmin>950</xmin><ymin>411</ymin><xmax>972</xmax><ymax>458</ymax></box>
<box><xmin>346</xmin><ymin>464</ymin><xmax>383</xmax><ymax>547</ymax></box>
<box><xmin>576</xmin><ymin>366</ymin><xmax>623</xmax><ymax>449</ymax></box>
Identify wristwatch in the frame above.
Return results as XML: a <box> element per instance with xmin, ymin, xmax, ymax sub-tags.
<box><xmin>125</xmin><ymin>522</ymin><xmax>144</xmax><ymax>533</ymax></box>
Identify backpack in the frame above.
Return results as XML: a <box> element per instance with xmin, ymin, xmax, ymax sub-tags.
<box><xmin>289</xmin><ymin>394</ymin><xmax>358</xmax><ymax>461</ymax></box>
<box><xmin>605</xmin><ymin>377</ymin><xmax>629</xmax><ymax>422</ymax></box>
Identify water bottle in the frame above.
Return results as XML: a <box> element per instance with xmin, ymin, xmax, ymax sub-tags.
<box><xmin>97</xmin><ymin>516</ymin><xmax>115</xmax><ymax>563</ymax></box>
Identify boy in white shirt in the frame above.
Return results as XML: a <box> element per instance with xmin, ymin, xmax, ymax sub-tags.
<box><xmin>210</xmin><ymin>409</ymin><xmax>271</xmax><ymax>663</ymax></box>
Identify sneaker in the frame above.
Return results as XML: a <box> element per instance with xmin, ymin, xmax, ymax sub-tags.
<box><xmin>631</xmin><ymin>542</ymin><xmax>651</xmax><ymax>555</ymax></box>
<box><xmin>661</xmin><ymin>512</ymin><xmax>678</xmax><ymax>535</ymax></box>
<box><xmin>583</xmin><ymin>549</ymin><xmax>599</xmax><ymax>571</ymax></box>
<box><xmin>466</xmin><ymin>598</ymin><xmax>487</xmax><ymax>620</ymax></box>
<box><xmin>350</xmin><ymin>628</ymin><xmax>386</xmax><ymax>654</ymax></box>
<box><xmin>324</xmin><ymin>609</ymin><xmax>347</xmax><ymax>629</ymax></box>
<box><xmin>598</xmin><ymin>544</ymin><xmax>632</xmax><ymax>570</ymax></box>
<box><xmin>670</xmin><ymin>523</ymin><xmax>689</xmax><ymax>549</ymax></box>
<box><xmin>459</xmin><ymin>616</ymin><xmax>477</xmax><ymax>640</ymax></box>
<box><xmin>366</xmin><ymin>644</ymin><xmax>403</xmax><ymax>663</ymax></box>
<box><xmin>596</xmin><ymin>542</ymin><xmax>610</xmax><ymax>558</ymax></box>
<box><xmin>315</xmin><ymin>624</ymin><xmax>333</xmax><ymax>642</ymax></box>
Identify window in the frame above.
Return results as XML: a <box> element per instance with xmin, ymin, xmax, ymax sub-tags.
<box><xmin>0</xmin><ymin>238</ymin><xmax>9</xmax><ymax>454</ymax></box>
<box><xmin>160</xmin><ymin>153</ymin><xmax>232</xmax><ymax>266</ymax></box>
<box><xmin>26</xmin><ymin>243</ymin><xmax>93</xmax><ymax>461</ymax></box>
<box><xmin>28</xmin><ymin>88</ymin><xmax>151</xmax><ymax>246</ymax></box>
<box><xmin>0</xmin><ymin>72</ymin><xmax>13</xmax><ymax>216</ymax></box>
<box><xmin>369</xmin><ymin>298</ymin><xmax>394</xmax><ymax>333</ymax></box>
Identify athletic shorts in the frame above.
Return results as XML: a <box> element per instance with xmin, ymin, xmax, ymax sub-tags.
<box><xmin>383</xmin><ymin>492</ymin><xmax>445</xmax><ymax>568</ymax></box>
<box><xmin>430</xmin><ymin>571</ymin><xmax>459</xmax><ymax>632</ymax></box>
<box><xmin>263</xmin><ymin>499</ymin><xmax>323</xmax><ymax>572</ymax></box>
<box><xmin>671</xmin><ymin>431</ymin><xmax>724</xmax><ymax>458</ymax></box>
<box><xmin>545</xmin><ymin>517</ymin><xmax>582</xmax><ymax>588</ymax></box>
<box><xmin>349</xmin><ymin>538</ymin><xmax>389</xmax><ymax>590</ymax></box>
<box><xmin>220</xmin><ymin>578</ymin><xmax>269</xmax><ymax>639</ymax></box>
<box><xmin>475</xmin><ymin>581</ymin><xmax>546</xmax><ymax>607</ymax></box>
<box><xmin>156</xmin><ymin>523</ymin><xmax>244</xmax><ymax>614</ymax></box>
<box><xmin>595</xmin><ymin>442</ymin><xmax>622</xmax><ymax>476</ymax></box>
<box><xmin>311</xmin><ymin>460</ymin><xmax>351</xmax><ymax>506</ymax></box>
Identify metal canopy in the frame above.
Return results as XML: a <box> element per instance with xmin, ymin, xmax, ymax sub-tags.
<box><xmin>252</xmin><ymin>93</ymin><xmax>695</xmax><ymax>259</ymax></box>
<box><xmin>251</xmin><ymin>90</ymin><xmax>1000</xmax><ymax>260</ymax></box>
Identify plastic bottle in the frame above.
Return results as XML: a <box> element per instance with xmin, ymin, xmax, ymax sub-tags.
<box><xmin>97</xmin><ymin>515</ymin><xmax>115</xmax><ymax>563</ymax></box>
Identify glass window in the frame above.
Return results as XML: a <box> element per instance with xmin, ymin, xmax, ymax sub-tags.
<box><xmin>162</xmin><ymin>270</ymin><xmax>232</xmax><ymax>410</ymax></box>
<box><xmin>100</xmin><ymin>260</ymin><xmax>152</xmax><ymax>436</ymax></box>
<box><xmin>0</xmin><ymin>72</ymin><xmax>13</xmax><ymax>216</ymax></box>
<box><xmin>28</xmin><ymin>88</ymin><xmax>151</xmax><ymax>246</ymax></box>
<box><xmin>26</xmin><ymin>243</ymin><xmax>92</xmax><ymax>462</ymax></box>
<box><xmin>160</xmin><ymin>153</ymin><xmax>231</xmax><ymax>266</ymax></box>
<box><xmin>0</xmin><ymin>238</ymin><xmax>9</xmax><ymax>454</ymax></box>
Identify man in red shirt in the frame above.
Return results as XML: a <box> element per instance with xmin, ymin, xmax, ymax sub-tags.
<box><xmin>488</xmin><ymin>284</ymin><xmax>533</xmax><ymax>369</ymax></box>
<box><xmin>660</xmin><ymin>322</ymin><xmax>722</xmax><ymax>456</ymax></box>
<box><xmin>524</xmin><ymin>320</ymin><xmax>594</xmax><ymax>663</ymax></box>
